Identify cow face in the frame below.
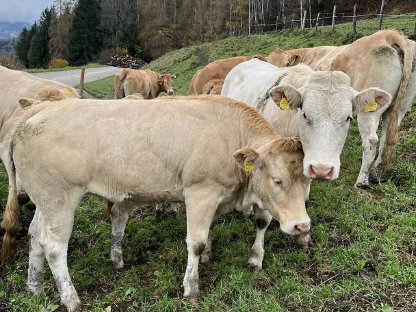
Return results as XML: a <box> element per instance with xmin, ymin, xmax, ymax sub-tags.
<box><xmin>158</xmin><ymin>74</ymin><xmax>175</xmax><ymax>95</ymax></box>
<box><xmin>267</xmin><ymin>48</ymin><xmax>301</xmax><ymax>67</ymax></box>
<box><xmin>234</xmin><ymin>137</ymin><xmax>311</xmax><ymax>236</ymax></box>
<box><xmin>270</xmin><ymin>71</ymin><xmax>391</xmax><ymax>180</ymax></box>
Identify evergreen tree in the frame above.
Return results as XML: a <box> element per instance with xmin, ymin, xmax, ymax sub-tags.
<box><xmin>68</xmin><ymin>0</ymin><xmax>101</xmax><ymax>66</ymax></box>
<box><xmin>15</xmin><ymin>26</ymin><xmax>33</xmax><ymax>68</ymax></box>
<box><xmin>28</xmin><ymin>8</ymin><xmax>53</xmax><ymax>68</ymax></box>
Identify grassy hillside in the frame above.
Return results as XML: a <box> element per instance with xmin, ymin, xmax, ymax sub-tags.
<box><xmin>1</xmin><ymin>16</ymin><xmax>415</xmax><ymax>312</ymax></box>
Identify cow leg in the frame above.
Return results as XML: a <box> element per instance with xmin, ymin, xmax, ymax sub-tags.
<box><xmin>200</xmin><ymin>229</ymin><xmax>212</xmax><ymax>264</ymax></box>
<box><xmin>355</xmin><ymin>113</ymin><xmax>381</xmax><ymax>188</ymax></box>
<box><xmin>27</xmin><ymin>209</ymin><xmax>45</xmax><ymax>293</ymax></box>
<box><xmin>247</xmin><ymin>207</ymin><xmax>272</xmax><ymax>271</ymax></box>
<box><xmin>110</xmin><ymin>202</ymin><xmax>130</xmax><ymax>269</ymax></box>
<box><xmin>371</xmin><ymin>107</ymin><xmax>410</xmax><ymax>182</ymax></box>
<box><xmin>37</xmin><ymin>189</ymin><xmax>84</xmax><ymax>312</ymax></box>
<box><xmin>183</xmin><ymin>186</ymin><xmax>219</xmax><ymax>303</ymax></box>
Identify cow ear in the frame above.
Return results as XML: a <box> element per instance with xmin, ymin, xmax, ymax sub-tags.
<box><xmin>352</xmin><ymin>87</ymin><xmax>392</xmax><ymax>114</ymax></box>
<box><xmin>270</xmin><ymin>85</ymin><xmax>303</xmax><ymax>111</ymax></box>
<box><xmin>19</xmin><ymin>98</ymin><xmax>36</xmax><ymax>108</ymax></box>
<box><xmin>289</xmin><ymin>53</ymin><xmax>301</xmax><ymax>66</ymax></box>
<box><xmin>234</xmin><ymin>148</ymin><xmax>259</xmax><ymax>173</ymax></box>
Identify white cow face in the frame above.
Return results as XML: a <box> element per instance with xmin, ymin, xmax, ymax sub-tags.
<box><xmin>270</xmin><ymin>71</ymin><xmax>392</xmax><ymax>180</ymax></box>
<box><xmin>234</xmin><ymin>137</ymin><xmax>311</xmax><ymax>236</ymax></box>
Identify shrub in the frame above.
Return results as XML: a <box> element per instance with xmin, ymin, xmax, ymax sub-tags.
<box><xmin>0</xmin><ymin>52</ymin><xmax>24</xmax><ymax>70</ymax></box>
<box><xmin>49</xmin><ymin>58</ymin><xmax>69</xmax><ymax>68</ymax></box>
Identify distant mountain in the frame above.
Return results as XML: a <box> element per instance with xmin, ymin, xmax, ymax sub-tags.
<box><xmin>0</xmin><ymin>22</ymin><xmax>31</xmax><ymax>40</ymax></box>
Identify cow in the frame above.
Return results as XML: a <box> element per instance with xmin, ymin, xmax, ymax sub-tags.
<box><xmin>188</xmin><ymin>49</ymin><xmax>298</xmax><ymax>96</ymax></box>
<box><xmin>113</xmin><ymin>68</ymin><xmax>175</xmax><ymax>99</ymax></box>
<box><xmin>0</xmin><ymin>66</ymin><xmax>79</xmax><ymax>234</ymax></box>
<box><xmin>123</xmin><ymin>93</ymin><xmax>145</xmax><ymax>100</ymax></box>
<box><xmin>279</xmin><ymin>30</ymin><xmax>413</xmax><ymax>187</ymax></box>
<box><xmin>2</xmin><ymin>95</ymin><xmax>310</xmax><ymax>311</ymax></box>
<box><xmin>221</xmin><ymin>58</ymin><xmax>391</xmax><ymax>269</ymax></box>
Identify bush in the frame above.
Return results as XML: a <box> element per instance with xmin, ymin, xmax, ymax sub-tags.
<box><xmin>0</xmin><ymin>52</ymin><xmax>24</xmax><ymax>70</ymax></box>
<box><xmin>49</xmin><ymin>58</ymin><xmax>69</xmax><ymax>68</ymax></box>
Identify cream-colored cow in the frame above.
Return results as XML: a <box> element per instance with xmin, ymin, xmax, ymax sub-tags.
<box><xmin>278</xmin><ymin>30</ymin><xmax>413</xmax><ymax>187</ymax></box>
<box><xmin>114</xmin><ymin>68</ymin><xmax>175</xmax><ymax>99</ymax></box>
<box><xmin>2</xmin><ymin>95</ymin><xmax>310</xmax><ymax>311</ymax></box>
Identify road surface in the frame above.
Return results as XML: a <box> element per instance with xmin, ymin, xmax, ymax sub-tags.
<box><xmin>32</xmin><ymin>66</ymin><xmax>119</xmax><ymax>86</ymax></box>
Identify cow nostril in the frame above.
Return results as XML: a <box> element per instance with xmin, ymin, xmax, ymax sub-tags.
<box><xmin>327</xmin><ymin>167</ymin><xmax>334</xmax><ymax>179</ymax></box>
<box><xmin>308</xmin><ymin>165</ymin><xmax>316</xmax><ymax>178</ymax></box>
<box><xmin>295</xmin><ymin>223</ymin><xmax>310</xmax><ymax>234</ymax></box>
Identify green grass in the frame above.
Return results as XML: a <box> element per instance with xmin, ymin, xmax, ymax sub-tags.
<box><xmin>26</xmin><ymin>63</ymin><xmax>105</xmax><ymax>74</ymax></box>
<box><xmin>1</xmin><ymin>15</ymin><xmax>416</xmax><ymax>312</ymax></box>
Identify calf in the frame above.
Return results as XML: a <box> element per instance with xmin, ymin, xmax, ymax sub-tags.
<box><xmin>3</xmin><ymin>96</ymin><xmax>310</xmax><ymax>311</ymax></box>
<box><xmin>114</xmin><ymin>68</ymin><xmax>176</xmax><ymax>99</ymax></box>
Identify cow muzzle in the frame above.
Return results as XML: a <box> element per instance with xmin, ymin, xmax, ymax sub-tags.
<box><xmin>306</xmin><ymin>164</ymin><xmax>335</xmax><ymax>180</ymax></box>
<box><xmin>167</xmin><ymin>90</ymin><xmax>174</xmax><ymax>96</ymax></box>
<box><xmin>280</xmin><ymin>219</ymin><xmax>311</xmax><ymax>236</ymax></box>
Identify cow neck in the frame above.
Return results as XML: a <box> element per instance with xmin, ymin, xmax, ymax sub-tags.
<box><xmin>256</xmin><ymin>72</ymin><xmax>288</xmax><ymax>113</ymax></box>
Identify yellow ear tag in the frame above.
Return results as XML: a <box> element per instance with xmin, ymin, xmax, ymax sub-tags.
<box><xmin>279</xmin><ymin>97</ymin><xmax>289</xmax><ymax>111</ymax></box>
<box><xmin>364</xmin><ymin>101</ymin><xmax>378</xmax><ymax>113</ymax></box>
<box><xmin>244</xmin><ymin>161</ymin><xmax>254</xmax><ymax>172</ymax></box>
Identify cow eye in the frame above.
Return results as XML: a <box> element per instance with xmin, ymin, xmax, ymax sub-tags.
<box><xmin>302</xmin><ymin>112</ymin><xmax>312</xmax><ymax>124</ymax></box>
<box><xmin>273</xmin><ymin>178</ymin><xmax>283</xmax><ymax>188</ymax></box>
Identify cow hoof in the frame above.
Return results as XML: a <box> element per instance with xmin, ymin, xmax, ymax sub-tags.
<box><xmin>111</xmin><ymin>252</ymin><xmax>124</xmax><ymax>269</ymax></box>
<box><xmin>354</xmin><ymin>181</ymin><xmax>369</xmax><ymax>189</ymax></box>
<box><xmin>188</xmin><ymin>298</ymin><xmax>199</xmax><ymax>308</ymax></box>
<box><xmin>369</xmin><ymin>168</ymin><xmax>382</xmax><ymax>184</ymax></box>
<box><xmin>247</xmin><ymin>260</ymin><xmax>262</xmax><ymax>271</ymax></box>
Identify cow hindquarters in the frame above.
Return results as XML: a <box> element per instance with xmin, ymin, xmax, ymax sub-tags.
<box><xmin>183</xmin><ymin>184</ymin><xmax>220</xmax><ymax>304</ymax></box>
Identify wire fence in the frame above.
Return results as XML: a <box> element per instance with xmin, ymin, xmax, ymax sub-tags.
<box><xmin>229</xmin><ymin>9</ymin><xmax>416</xmax><ymax>38</ymax></box>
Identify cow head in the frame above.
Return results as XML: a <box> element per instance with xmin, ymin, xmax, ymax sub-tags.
<box><xmin>19</xmin><ymin>86</ymin><xmax>79</xmax><ymax>108</ymax></box>
<box><xmin>267</xmin><ymin>48</ymin><xmax>301</xmax><ymax>67</ymax></box>
<box><xmin>269</xmin><ymin>71</ymin><xmax>392</xmax><ymax>180</ymax></box>
<box><xmin>158</xmin><ymin>74</ymin><xmax>176</xmax><ymax>95</ymax></box>
<box><xmin>234</xmin><ymin>137</ymin><xmax>311</xmax><ymax>236</ymax></box>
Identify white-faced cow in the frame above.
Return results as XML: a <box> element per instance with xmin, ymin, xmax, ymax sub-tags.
<box><xmin>114</xmin><ymin>68</ymin><xmax>175</xmax><ymax>99</ymax></box>
<box><xmin>2</xmin><ymin>95</ymin><xmax>310</xmax><ymax>311</ymax></box>
<box><xmin>280</xmin><ymin>30</ymin><xmax>413</xmax><ymax>187</ymax></box>
<box><xmin>221</xmin><ymin>58</ymin><xmax>392</xmax><ymax>269</ymax></box>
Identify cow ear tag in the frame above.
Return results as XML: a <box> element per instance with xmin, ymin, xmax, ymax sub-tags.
<box><xmin>279</xmin><ymin>97</ymin><xmax>289</xmax><ymax>111</ymax></box>
<box><xmin>364</xmin><ymin>101</ymin><xmax>378</xmax><ymax>113</ymax></box>
<box><xmin>244</xmin><ymin>161</ymin><xmax>254</xmax><ymax>172</ymax></box>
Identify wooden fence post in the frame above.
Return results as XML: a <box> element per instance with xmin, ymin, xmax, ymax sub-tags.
<box><xmin>315</xmin><ymin>12</ymin><xmax>320</xmax><ymax>30</ymax></box>
<box><xmin>332</xmin><ymin>6</ymin><xmax>336</xmax><ymax>31</ymax></box>
<box><xmin>413</xmin><ymin>20</ymin><xmax>416</xmax><ymax>38</ymax></box>
<box><xmin>352</xmin><ymin>4</ymin><xmax>357</xmax><ymax>34</ymax></box>
<box><xmin>80</xmin><ymin>67</ymin><xmax>85</xmax><ymax>98</ymax></box>
<box><xmin>378</xmin><ymin>0</ymin><xmax>385</xmax><ymax>31</ymax></box>
<box><xmin>301</xmin><ymin>10</ymin><xmax>307</xmax><ymax>31</ymax></box>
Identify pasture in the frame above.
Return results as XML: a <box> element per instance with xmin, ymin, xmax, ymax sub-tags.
<box><xmin>1</xmin><ymin>21</ymin><xmax>415</xmax><ymax>312</ymax></box>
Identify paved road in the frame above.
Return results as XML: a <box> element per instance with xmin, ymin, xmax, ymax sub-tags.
<box><xmin>32</xmin><ymin>66</ymin><xmax>119</xmax><ymax>86</ymax></box>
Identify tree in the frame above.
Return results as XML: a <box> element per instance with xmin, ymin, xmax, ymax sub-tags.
<box><xmin>68</xmin><ymin>0</ymin><xmax>101</xmax><ymax>65</ymax></box>
<box><xmin>49</xmin><ymin>3</ymin><xmax>73</xmax><ymax>59</ymax></box>
<box><xmin>28</xmin><ymin>8</ymin><xmax>53</xmax><ymax>68</ymax></box>
<box><xmin>15</xmin><ymin>24</ymin><xmax>36</xmax><ymax>68</ymax></box>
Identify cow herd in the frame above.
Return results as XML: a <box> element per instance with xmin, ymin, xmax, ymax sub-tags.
<box><xmin>0</xmin><ymin>29</ymin><xmax>415</xmax><ymax>311</ymax></box>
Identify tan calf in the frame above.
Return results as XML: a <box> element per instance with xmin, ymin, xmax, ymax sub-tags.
<box><xmin>3</xmin><ymin>96</ymin><xmax>309</xmax><ymax>311</ymax></box>
<box><xmin>114</xmin><ymin>68</ymin><xmax>175</xmax><ymax>99</ymax></box>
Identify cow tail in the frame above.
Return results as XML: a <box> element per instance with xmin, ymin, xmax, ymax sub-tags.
<box><xmin>113</xmin><ymin>69</ymin><xmax>128</xmax><ymax>99</ymax></box>
<box><xmin>2</xmin><ymin>140</ymin><xmax>20</xmax><ymax>263</ymax></box>
<box><xmin>380</xmin><ymin>34</ymin><xmax>412</xmax><ymax>170</ymax></box>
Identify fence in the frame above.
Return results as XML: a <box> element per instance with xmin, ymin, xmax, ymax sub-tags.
<box><xmin>241</xmin><ymin>5</ymin><xmax>416</xmax><ymax>38</ymax></box>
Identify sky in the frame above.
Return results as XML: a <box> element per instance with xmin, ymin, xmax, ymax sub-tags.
<box><xmin>0</xmin><ymin>0</ymin><xmax>54</xmax><ymax>23</ymax></box>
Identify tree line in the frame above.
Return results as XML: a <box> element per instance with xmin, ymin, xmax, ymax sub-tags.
<box><xmin>15</xmin><ymin>0</ymin><xmax>413</xmax><ymax>68</ymax></box>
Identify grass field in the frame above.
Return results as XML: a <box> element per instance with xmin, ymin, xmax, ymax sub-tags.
<box><xmin>1</xmin><ymin>15</ymin><xmax>415</xmax><ymax>312</ymax></box>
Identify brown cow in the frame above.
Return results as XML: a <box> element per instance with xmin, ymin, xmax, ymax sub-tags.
<box><xmin>113</xmin><ymin>68</ymin><xmax>175</xmax><ymax>99</ymax></box>
<box><xmin>280</xmin><ymin>30</ymin><xmax>413</xmax><ymax>187</ymax></box>
<box><xmin>201</xmin><ymin>78</ymin><xmax>224</xmax><ymax>95</ymax></box>
<box><xmin>188</xmin><ymin>50</ymin><xmax>298</xmax><ymax>95</ymax></box>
